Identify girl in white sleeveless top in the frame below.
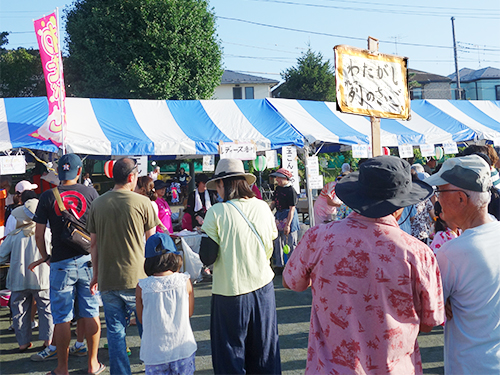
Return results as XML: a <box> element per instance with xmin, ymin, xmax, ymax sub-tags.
<box><xmin>136</xmin><ymin>233</ymin><xmax>196</xmax><ymax>375</ymax></box>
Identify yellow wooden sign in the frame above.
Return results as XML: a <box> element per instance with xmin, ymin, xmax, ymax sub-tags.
<box><xmin>334</xmin><ymin>45</ymin><xmax>410</xmax><ymax>120</ymax></box>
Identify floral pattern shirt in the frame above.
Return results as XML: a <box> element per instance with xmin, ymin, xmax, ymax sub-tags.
<box><xmin>283</xmin><ymin>213</ymin><xmax>444</xmax><ymax>374</ymax></box>
<box><xmin>411</xmin><ymin>199</ymin><xmax>434</xmax><ymax>241</ymax></box>
<box><xmin>429</xmin><ymin>228</ymin><xmax>460</xmax><ymax>253</ymax></box>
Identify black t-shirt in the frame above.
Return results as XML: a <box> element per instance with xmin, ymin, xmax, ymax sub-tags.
<box><xmin>273</xmin><ymin>185</ymin><xmax>298</xmax><ymax>212</ymax></box>
<box><xmin>34</xmin><ymin>184</ymin><xmax>99</xmax><ymax>262</ymax></box>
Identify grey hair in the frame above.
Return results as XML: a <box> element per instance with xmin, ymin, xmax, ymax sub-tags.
<box><xmin>462</xmin><ymin>189</ymin><xmax>491</xmax><ymax>209</ymax></box>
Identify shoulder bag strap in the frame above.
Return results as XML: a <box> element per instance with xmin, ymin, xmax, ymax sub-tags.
<box><xmin>226</xmin><ymin>200</ymin><xmax>265</xmax><ymax>252</ymax></box>
<box><xmin>52</xmin><ymin>187</ymin><xmax>66</xmax><ymax>213</ymax></box>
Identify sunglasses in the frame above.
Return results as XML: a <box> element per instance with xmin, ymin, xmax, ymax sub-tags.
<box><xmin>127</xmin><ymin>159</ymin><xmax>138</xmax><ymax>175</ymax></box>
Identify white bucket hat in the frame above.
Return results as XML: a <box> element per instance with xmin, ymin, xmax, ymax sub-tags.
<box><xmin>206</xmin><ymin>159</ymin><xmax>256</xmax><ymax>190</ymax></box>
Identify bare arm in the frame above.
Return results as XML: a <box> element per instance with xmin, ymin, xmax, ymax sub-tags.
<box><xmin>187</xmin><ymin>279</ymin><xmax>194</xmax><ymax>317</ymax></box>
<box><xmin>145</xmin><ymin>227</ymin><xmax>156</xmax><ymax>240</ymax></box>
<box><xmin>29</xmin><ymin>224</ymin><xmax>50</xmax><ymax>271</ymax></box>
<box><xmin>326</xmin><ymin>196</ymin><xmax>341</xmax><ymax>207</ymax></box>
<box><xmin>419</xmin><ymin>323</ymin><xmax>434</xmax><ymax>333</ymax></box>
<box><xmin>89</xmin><ymin>233</ymin><xmax>99</xmax><ymax>295</ymax></box>
<box><xmin>135</xmin><ymin>284</ymin><xmax>143</xmax><ymax>324</ymax></box>
<box><xmin>284</xmin><ymin>206</ymin><xmax>296</xmax><ymax>236</ymax></box>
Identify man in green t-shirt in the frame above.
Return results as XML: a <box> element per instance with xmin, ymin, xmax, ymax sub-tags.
<box><xmin>88</xmin><ymin>158</ymin><xmax>160</xmax><ymax>375</ymax></box>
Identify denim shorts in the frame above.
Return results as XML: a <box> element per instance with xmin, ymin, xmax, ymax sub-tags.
<box><xmin>145</xmin><ymin>352</ymin><xmax>196</xmax><ymax>375</ymax></box>
<box><xmin>49</xmin><ymin>255</ymin><xmax>100</xmax><ymax>324</ymax></box>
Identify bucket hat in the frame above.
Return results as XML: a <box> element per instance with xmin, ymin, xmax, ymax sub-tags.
<box><xmin>336</xmin><ymin>156</ymin><xmax>433</xmax><ymax>218</ymax></box>
<box><xmin>269</xmin><ymin>168</ymin><xmax>293</xmax><ymax>180</ymax></box>
<box><xmin>206</xmin><ymin>159</ymin><xmax>256</xmax><ymax>190</ymax></box>
<box><xmin>423</xmin><ymin>155</ymin><xmax>491</xmax><ymax>192</ymax></box>
<box><xmin>154</xmin><ymin>180</ymin><xmax>168</xmax><ymax>190</ymax></box>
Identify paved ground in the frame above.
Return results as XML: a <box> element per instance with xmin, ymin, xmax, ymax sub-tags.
<box><xmin>0</xmin><ymin>275</ymin><xmax>444</xmax><ymax>374</ymax></box>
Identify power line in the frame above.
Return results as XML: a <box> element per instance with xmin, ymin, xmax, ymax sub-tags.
<box><xmin>218</xmin><ymin>16</ymin><xmax>454</xmax><ymax>50</ymax></box>
<box><xmin>250</xmin><ymin>0</ymin><xmax>500</xmax><ymax>19</ymax></box>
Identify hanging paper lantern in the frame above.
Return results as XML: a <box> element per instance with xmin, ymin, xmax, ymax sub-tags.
<box><xmin>435</xmin><ymin>147</ymin><xmax>444</xmax><ymax>161</ymax></box>
<box><xmin>382</xmin><ymin>147</ymin><xmax>390</xmax><ymax>156</ymax></box>
<box><xmin>104</xmin><ymin>160</ymin><xmax>115</xmax><ymax>179</ymax></box>
<box><xmin>253</xmin><ymin>155</ymin><xmax>267</xmax><ymax>172</ymax></box>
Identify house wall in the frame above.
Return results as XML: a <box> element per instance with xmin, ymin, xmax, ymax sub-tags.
<box><xmin>451</xmin><ymin>79</ymin><xmax>500</xmax><ymax>100</ymax></box>
<box><xmin>422</xmin><ymin>82</ymin><xmax>452</xmax><ymax>99</ymax></box>
<box><xmin>212</xmin><ymin>84</ymin><xmax>272</xmax><ymax>99</ymax></box>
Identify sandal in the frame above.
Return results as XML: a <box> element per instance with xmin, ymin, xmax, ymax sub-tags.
<box><xmin>19</xmin><ymin>342</ymin><xmax>33</xmax><ymax>352</ymax></box>
<box><xmin>89</xmin><ymin>362</ymin><xmax>106</xmax><ymax>375</ymax></box>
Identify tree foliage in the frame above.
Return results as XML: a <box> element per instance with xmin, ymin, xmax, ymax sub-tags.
<box><xmin>0</xmin><ymin>33</ymin><xmax>46</xmax><ymax>97</ymax></box>
<box><xmin>64</xmin><ymin>0</ymin><xmax>223</xmax><ymax>99</ymax></box>
<box><xmin>278</xmin><ymin>49</ymin><xmax>336</xmax><ymax>101</ymax></box>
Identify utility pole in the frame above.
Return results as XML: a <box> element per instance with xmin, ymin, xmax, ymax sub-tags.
<box><xmin>451</xmin><ymin>17</ymin><xmax>462</xmax><ymax>100</ymax></box>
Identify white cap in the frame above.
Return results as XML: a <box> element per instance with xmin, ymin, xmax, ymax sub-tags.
<box><xmin>341</xmin><ymin>163</ymin><xmax>351</xmax><ymax>173</ymax></box>
<box><xmin>424</xmin><ymin>155</ymin><xmax>491</xmax><ymax>192</ymax></box>
<box><xmin>15</xmin><ymin>180</ymin><xmax>38</xmax><ymax>193</ymax></box>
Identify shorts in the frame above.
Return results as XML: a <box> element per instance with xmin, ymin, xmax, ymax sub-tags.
<box><xmin>145</xmin><ymin>353</ymin><xmax>195</xmax><ymax>375</ymax></box>
<box><xmin>49</xmin><ymin>255</ymin><xmax>100</xmax><ymax>325</ymax></box>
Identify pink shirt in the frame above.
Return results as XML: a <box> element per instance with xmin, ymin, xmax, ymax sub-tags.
<box><xmin>284</xmin><ymin>213</ymin><xmax>444</xmax><ymax>374</ymax></box>
<box><xmin>156</xmin><ymin>197</ymin><xmax>173</xmax><ymax>234</ymax></box>
<box><xmin>429</xmin><ymin>228</ymin><xmax>460</xmax><ymax>253</ymax></box>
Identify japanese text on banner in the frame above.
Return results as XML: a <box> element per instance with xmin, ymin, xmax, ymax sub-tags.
<box><xmin>282</xmin><ymin>146</ymin><xmax>300</xmax><ymax>194</ymax></box>
<box><xmin>219</xmin><ymin>142</ymin><xmax>256</xmax><ymax>160</ymax></box>
<box><xmin>32</xmin><ymin>12</ymin><xmax>66</xmax><ymax>146</ymax></box>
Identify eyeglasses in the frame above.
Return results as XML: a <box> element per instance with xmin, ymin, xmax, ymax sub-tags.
<box><xmin>434</xmin><ymin>188</ymin><xmax>470</xmax><ymax>199</ymax></box>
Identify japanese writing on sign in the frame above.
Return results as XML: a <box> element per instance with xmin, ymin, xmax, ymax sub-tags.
<box><xmin>0</xmin><ymin>155</ymin><xmax>26</xmax><ymax>175</ymax></box>
<box><xmin>419</xmin><ymin>144</ymin><xmax>435</xmax><ymax>158</ymax></box>
<box><xmin>219</xmin><ymin>141</ymin><xmax>256</xmax><ymax>160</ymax></box>
<box><xmin>334</xmin><ymin>45</ymin><xmax>410</xmax><ymax>120</ymax></box>
<box><xmin>203</xmin><ymin>155</ymin><xmax>215</xmax><ymax>171</ymax></box>
<box><xmin>443</xmin><ymin>142</ymin><xmax>458</xmax><ymax>155</ymax></box>
<box><xmin>282</xmin><ymin>146</ymin><xmax>300</xmax><ymax>194</ymax></box>
<box><xmin>398</xmin><ymin>144</ymin><xmax>414</xmax><ymax>158</ymax></box>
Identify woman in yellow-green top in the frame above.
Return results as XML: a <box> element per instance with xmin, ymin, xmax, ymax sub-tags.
<box><xmin>200</xmin><ymin>159</ymin><xmax>280</xmax><ymax>375</ymax></box>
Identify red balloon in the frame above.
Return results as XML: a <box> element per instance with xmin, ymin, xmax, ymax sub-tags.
<box><xmin>104</xmin><ymin>160</ymin><xmax>115</xmax><ymax>179</ymax></box>
<box><xmin>382</xmin><ymin>147</ymin><xmax>390</xmax><ymax>155</ymax></box>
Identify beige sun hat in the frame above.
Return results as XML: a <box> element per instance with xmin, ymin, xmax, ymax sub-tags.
<box><xmin>206</xmin><ymin>159</ymin><xmax>256</xmax><ymax>190</ymax></box>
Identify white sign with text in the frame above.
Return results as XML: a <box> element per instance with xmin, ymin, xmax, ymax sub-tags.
<box><xmin>282</xmin><ymin>146</ymin><xmax>300</xmax><ymax>194</ymax></box>
<box><xmin>398</xmin><ymin>144</ymin><xmax>414</xmax><ymax>158</ymax></box>
<box><xmin>352</xmin><ymin>144</ymin><xmax>369</xmax><ymax>159</ymax></box>
<box><xmin>219</xmin><ymin>142</ymin><xmax>256</xmax><ymax>160</ymax></box>
<box><xmin>419</xmin><ymin>144</ymin><xmax>435</xmax><ymax>158</ymax></box>
<box><xmin>202</xmin><ymin>155</ymin><xmax>215</xmax><ymax>171</ymax></box>
<box><xmin>265</xmin><ymin>150</ymin><xmax>278</xmax><ymax>168</ymax></box>
<box><xmin>307</xmin><ymin>156</ymin><xmax>319</xmax><ymax>177</ymax></box>
<box><xmin>0</xmin><ymin>155</ymin><xmax>25</xmax><ymax>175</ymax></box>
<box><xmin>443</xmin><ymin>142</ymin><xmax>459</xmax><ymax>155</ymax></box>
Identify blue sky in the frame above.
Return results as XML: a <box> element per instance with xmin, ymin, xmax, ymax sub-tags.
<box><xmin>1</xmin><ymin>0</ymin><xmax>499</xmax><ymax>81</ymax></box>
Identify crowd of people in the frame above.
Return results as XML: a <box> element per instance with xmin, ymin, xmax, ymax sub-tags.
<box><xmin>0</xmin><ymin>145</ymin><xmax>499</xmax><ymax>375</ymax></box>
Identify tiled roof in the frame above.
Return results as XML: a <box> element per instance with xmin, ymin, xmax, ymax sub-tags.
<box><xmin>221</xmin><ymin>70</ymin><xmax>279</xmax><ymax>85</ymax></box>
<box><xmin>448</xmin><ymin>66</ymin><xmax>500</xmax><ymax>82</ymax></box>
<box><xmin>408</xmin><ymin>68</ymin><xmax>451</xmax><ymax>83</ymax></box>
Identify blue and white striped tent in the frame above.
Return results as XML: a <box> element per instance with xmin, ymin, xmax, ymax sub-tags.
<box><xmin>1</xmin><ymin>97</ymin><xmax>500</xmax><ymax>155</ymax></box>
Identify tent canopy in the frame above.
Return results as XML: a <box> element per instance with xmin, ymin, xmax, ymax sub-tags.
<box><xmin>1</xmin><ymin>97</ymin><xmax>500</xmax><ymax>156</ymax></box>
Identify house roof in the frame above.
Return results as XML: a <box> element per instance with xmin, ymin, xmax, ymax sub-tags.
<box><xmin>448</xmin><ymin>66</ymin><xmax>500</xmax><ymax>82</ymax></box>
<box><xmin>408</xmin><ymin>68</ymin><xmax>451</xmax><ymax>83</ymax></box>
<box><xmin>221</xmin><ymin>70</ymin><xmax>279</xmax><ymax>86</ymax></box>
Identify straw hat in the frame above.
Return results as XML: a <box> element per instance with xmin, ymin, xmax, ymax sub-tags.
<box><xmin>206</xmin><ymin>159</ymin><xmax>256</xmax><ymax>190</ymax></box>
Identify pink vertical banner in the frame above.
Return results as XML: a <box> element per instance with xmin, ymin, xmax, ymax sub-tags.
<box><xmin>32</xmin><ymin>12</ymin><xmax>66</xmax><ymax>147</ymax></box>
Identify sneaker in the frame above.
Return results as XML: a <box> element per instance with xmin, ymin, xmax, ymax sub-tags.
<box><xmin>30</xmin><ymin>346</ymin><xmax>57</xmax><ymax>361</ymax></box>
<box><xmin>69</xmin><ymin>343</ymin><xmax>87</xmax><ymax>356</ymax></box>
<box><xmin>31</xmin><ymin>320</ymin><xmax>38</xmax><ymax>329</ymax></box>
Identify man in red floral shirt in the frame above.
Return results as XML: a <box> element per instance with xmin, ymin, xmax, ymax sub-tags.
<box><xmin>283</xmin><ymin>156</ymin><xmax>445</xmax><ymax>374</ymax></box>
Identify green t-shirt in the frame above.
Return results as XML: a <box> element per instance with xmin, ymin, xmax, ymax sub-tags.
<box><xmin>87</xmin><ymin>190</ymin><xmax>160</xmax><ymax>291</ymax></box>
<box><xmin>202</xmin><ymin>197</ymin><xmax>278</xmax><ymax>296</ymax></box>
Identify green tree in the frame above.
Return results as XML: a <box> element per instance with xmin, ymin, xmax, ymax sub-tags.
<box><xmin>0</xmin><ymin>33</ymin><xmax>46</xmax><ymax>97</ymax></box>
<box><xmin>278</xmin><ymin>49</ymin><xmax>336</xmax><ymax>101</ymax></box>
<box><xmin>64</xmin><ymin>0</ymin><xmax>223</xmax><ymax>99</ymax></box>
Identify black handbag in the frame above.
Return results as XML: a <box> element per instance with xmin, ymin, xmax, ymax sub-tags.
<box><xmin>53</xmin><ymin>188</ymin><xmax>91</xmax><ymax>255</ymax></box>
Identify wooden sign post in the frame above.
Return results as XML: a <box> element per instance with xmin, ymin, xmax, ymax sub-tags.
<box><xmin>368</xmin><ymin>37</ymin><xmax>381</xmax><ymax>157</ymax></box>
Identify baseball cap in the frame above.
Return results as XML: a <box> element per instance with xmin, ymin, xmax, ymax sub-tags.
<box><xmin>15</xmin><ymin>180</ymin><xmax>38</xmax><ymax>194</ymax></box>
<box><xmin>57</xmin><ymin>154</ymin><xmax>82</xmax><ymax>181</ymax></box>
<box><xmin>270</xmin><ymin>168</ymin><xmax>293</xmax><ymax>180</ymax></box>
<box><xmin>145</xmin><ymin>233</ymin><xmax>180</xmax><ymax>259</ymax></box>
<box><xmin>424</xmin><ymin>155</ymin><xmax>491</xmax><ymax>192</ymax></box>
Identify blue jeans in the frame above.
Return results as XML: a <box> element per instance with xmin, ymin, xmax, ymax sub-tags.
<box><xmin>101</xmin><ymin>289</ymin><xmax>143</xmax><ymax>375</ymax></box>
<box><xmin>49</xmin><ymin>255</ymin><xmax>100</xmax><ymax>324</ymax></box>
